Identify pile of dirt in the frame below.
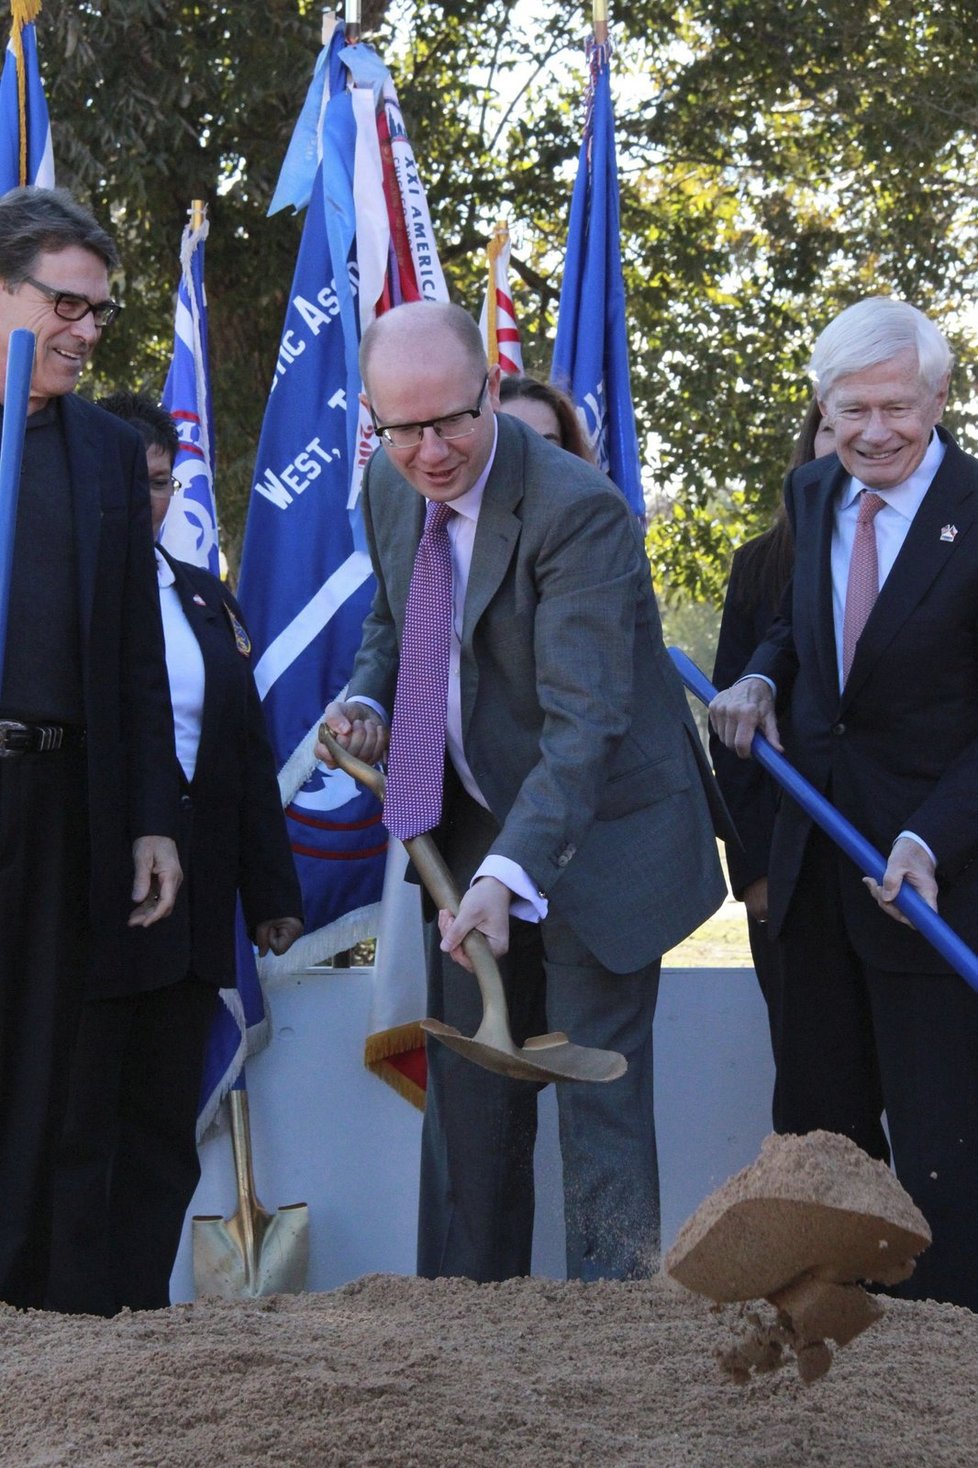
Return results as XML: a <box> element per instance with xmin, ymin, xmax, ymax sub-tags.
<box><xmin>1</xmin><ymin>1271</ymin><xmax>975</xmax><ymax>1467</ymax></box>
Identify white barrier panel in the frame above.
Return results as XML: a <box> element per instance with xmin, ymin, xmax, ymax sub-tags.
<box><xmin>170</xmin><ymin>965</ymin><xmax>774</xmax><ymax>1299</ymax></box>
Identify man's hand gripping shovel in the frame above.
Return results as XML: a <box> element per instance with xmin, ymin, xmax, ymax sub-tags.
<box><xmin>319</xmin><ymin>725</ymin><xmax>626</xmax><ymax>1084</ymax></box>
<box><xmin>669</xmin><ymin>647</ymin><xmax>978</xmax><ymax>993</ymax></box>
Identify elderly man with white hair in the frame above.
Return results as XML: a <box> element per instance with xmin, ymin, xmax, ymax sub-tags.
<box><xmin>710</xmin><ymin>295</ymin><xmax>978</xmax><ymax>1311</ymax></box>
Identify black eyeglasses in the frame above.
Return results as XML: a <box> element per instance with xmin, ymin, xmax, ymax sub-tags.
<box><xmin>371</xmin><ymin>374</ymin><xmax>489</xmax><ymax>448</ymax></box>
<box><xmin>148</xmin><ymin>474</ymin><xmax>181</xmax><ymax>498</ymax></box>
<box><xmin>21</xmin><ymin>274</ymin><xmax>120</xmax><ymax>329</ymax></box>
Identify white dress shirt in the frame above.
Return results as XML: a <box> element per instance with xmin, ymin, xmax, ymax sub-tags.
<box><xmin>830</xmin><ymin>430</ymin><xmax>946</xmax><ymax>688</ymax></box>
<box><xmin>156</xmin><ymin>549</ymin><xmax>205</xmax><ymax>782</ymax></box>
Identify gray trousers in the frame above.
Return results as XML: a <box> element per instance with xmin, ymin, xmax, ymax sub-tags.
<box><xmin>417</xmin><ymin>788</ymin><xmax>660</xmax><ymax>1283</ymax></box>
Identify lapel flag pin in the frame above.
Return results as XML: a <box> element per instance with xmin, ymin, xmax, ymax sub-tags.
<box><xmin>940</xmin><ymin>524</ymin><xmax>958</xmax><ymax>543</ymax></box>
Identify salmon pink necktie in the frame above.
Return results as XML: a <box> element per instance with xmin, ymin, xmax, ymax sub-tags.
<box><xmin>383</xmin><ymin>500</ymin><xmax>455</xmax><ymax>840</ymax></box>
<box><xmin>842</xmin><ymin>490</ymin><xmax>886</xmax><ymax>685</ymax></box>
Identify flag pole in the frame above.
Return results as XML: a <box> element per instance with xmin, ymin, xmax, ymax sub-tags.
<box><xmin>344</xmin><ymin>0</ymin><xmax>360</xmax><ymax>44</ymax></box>
<box><xmin>593</xmin><ymin>0</ymin><xmax>608</xmax><ymax>44</ymax></box>
<box><xmin>190</xmin><ymin>197</ymin><xmax>205</xmax><ymax>231</ymax></box>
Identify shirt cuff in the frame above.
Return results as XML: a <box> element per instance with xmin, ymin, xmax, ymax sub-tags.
<box><xmin>346</xmin><ymin>695</ymin><xmax>388</xmax><ymax>725</ymax></box>
<box><xmin>473</xmin><ymin>856</ymin><xmax>549</xmax><ymax>922</ymax></box>
<box><xmin>736</xmin><ymin>673</ymin><xmax>777</xmax><ymax>695</ymax></box>
<box><xmin>895</xmin><ymin>831</ymin><xmax>937</xmax><ymax>867</ymax></box>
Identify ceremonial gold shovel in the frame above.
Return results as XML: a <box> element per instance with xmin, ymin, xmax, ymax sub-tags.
<box><xmin>192</xmin><ymin>1070</ymin><xmax>309</xmax><ymax>1298</ymax></box>
<box><xmin>320</xmin><ymin>726</ymin><xmax>627</xmax><ymax>1084</ymax></box>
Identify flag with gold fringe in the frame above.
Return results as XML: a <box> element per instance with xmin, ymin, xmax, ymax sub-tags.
<box><xmin>0</xmin><ymin>0</ymin><xmax>53</xmax><ymax>192</ymax></box>
<box><xmin>479</xmin><ymin>219</ymin><xmax>523</xmax><ymax>375</ymax></box>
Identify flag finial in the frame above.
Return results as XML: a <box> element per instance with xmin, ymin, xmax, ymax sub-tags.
<box><xmin>593</xmin><ymin>0</ymin><xmax>608</xmax><ymax>43</ymax></box>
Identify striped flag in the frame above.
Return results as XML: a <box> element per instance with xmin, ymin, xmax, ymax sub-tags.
<box><xmin>552</xmin><ymin>29</ymin><xmax>643</xmax><ymax>516</ymax></box>
<box><xmin>0</xmin><ymin>0</ymin><xmax>53</xmax><ymax>192</ymax></box>
<box><xmin>238</xmin><ymin>19</ymin><xmax>442</xmax><ymax>1114</ymax></box>
<box><xmin>160</xmin><ymin>207</ymin><xmax>220</xmax><ymax>574</ymax></box>
<box><xmin>480</xmin><ymin>219</ymin><xmax>523</xmax><ymax>375</ymax></box>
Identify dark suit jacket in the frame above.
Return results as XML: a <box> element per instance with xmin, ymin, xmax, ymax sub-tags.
<box><xmin>60</xmin><ymin>395</ymin><xmax>181</xmax><ymax>996</ymax></box>
<box><xmin>349</xmin><ymin>414</ymin><xmax>727</xmax><ymax>973</ymax></box>
<box><xmin>745</xmin><ymin>426</ymin><xmax>978</xmax><ymax>970</ymax></box>
<box><xmin>121</xmin><ymin>550</ymin><xmax>302</xmax><ymax>995</ymax></box>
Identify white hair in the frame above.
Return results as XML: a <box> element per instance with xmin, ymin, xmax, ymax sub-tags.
<box><xmin>808</xmin><ymin>297</ymin><xmax>953</xmax><ymax>398</ymax></box>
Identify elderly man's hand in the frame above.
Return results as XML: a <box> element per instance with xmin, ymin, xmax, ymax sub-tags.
<box><xmin>316</xmin><ymin>700</ymin><xmax>388</xmax><ymax>768</ymax></box>
<box><xmin>129</xmin><ymin>835</ymin><xmax>182</xmax><ymax>927</ymax></box>
<box><xmin>437</xmin><ymin>877</ymin><xmax>511</xmax><ymax>974</ymax></box>
<box><xmin>862</xmin><ymin>836</ymin><xmax>938</xmax><ymax>926</ymax></box>
<box><xmin>709</xmin><ymin>676</ymin><xmax>783</xmax><ymax>759</ymax></box>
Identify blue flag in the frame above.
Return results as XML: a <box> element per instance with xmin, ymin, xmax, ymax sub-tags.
<box><xmin>236</xmin><ymin>25</ymin><xmax>390</xmax><ymax>968</ymax></box>
<box><xmin>0</xmin><ymin>2</ymin><xmax>53</xmax><ymax>193</ymax></box>
<box><xmin>161</xmin><ymin>213</ymin><xmax>220</xmax><ymax>573</ymax></box>
<box><xmin>552</xmin><ymin>36</ymin><xmax>643</xmax><ymax>516</ymax></box>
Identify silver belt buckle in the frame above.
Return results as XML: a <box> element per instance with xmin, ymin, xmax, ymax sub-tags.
<box><xmin>0</xmin><ymin>719</ymin><xmax>29</xmax><ymax>757</ymax></box>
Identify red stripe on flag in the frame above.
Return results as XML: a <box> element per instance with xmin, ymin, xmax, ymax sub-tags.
<box><xmin>291</xmin><ymin>839</ymin><xmax>390</xmax><ymax>861</ymax></box>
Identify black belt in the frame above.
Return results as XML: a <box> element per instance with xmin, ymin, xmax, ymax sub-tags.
<box><xmin>0</xmin><ymin>720</ymin><xmax>86</xmax><ymax>757</ymax></box>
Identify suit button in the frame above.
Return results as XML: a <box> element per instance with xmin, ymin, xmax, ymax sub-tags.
<box><xmin>832</xmin><ymin>722</ymin><xmax>846</xmax><ymax>736</ymax></box>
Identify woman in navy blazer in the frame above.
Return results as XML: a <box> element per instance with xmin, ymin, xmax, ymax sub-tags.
<box><xmin>46</xmin><ymin>395</ymin><xmax>302</xmax><ymax>1315</ymax></box>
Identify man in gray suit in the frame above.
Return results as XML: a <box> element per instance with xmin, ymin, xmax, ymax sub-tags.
<box><xmin>319</xmin><ymin>301</ymin><xmax>726</xmax><ymax>1282</ymax></box>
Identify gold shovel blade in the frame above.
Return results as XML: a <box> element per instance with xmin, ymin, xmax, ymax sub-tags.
<box><xmin>420</xmin><ymin>1019</ymin><xmax>627</xmax><ymax>1083</ymax></box>
<box><xmin>192</xmin><ymin>1202</ymin><xmax>310</xmax><ymax>1299</ymax></box>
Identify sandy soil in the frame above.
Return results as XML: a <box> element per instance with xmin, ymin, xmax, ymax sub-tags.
<box><xmin>1</xmin><ymin>1272</ymin><xmax>975</xmax><ymax>1467</ymax></box>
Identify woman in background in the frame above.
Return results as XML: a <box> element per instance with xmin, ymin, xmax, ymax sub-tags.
<box><xmin>45</xmin><ymin>393</ymin><xmax>302</xmax><ymax>1315</ymax></box>
<box><xmin>498</xmin><ymin>374</ymin><xmax>594</xmax><ymax>462</ymax></box>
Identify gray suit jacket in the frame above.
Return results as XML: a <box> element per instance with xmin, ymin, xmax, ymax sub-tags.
<box><xmin>350</xmin><ymin>414</ymin><xmax>726</xmax><ymax>973</ymax></box>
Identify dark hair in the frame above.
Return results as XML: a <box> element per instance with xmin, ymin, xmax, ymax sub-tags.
<box><xmin>498</xmin><ymin>374</ymin><xmax>594</xmax><ymax>462</ymax></box>
<box><xmin>0</xmin><ymin>187</ymin><xmax>118</xmax><ymax>280</ymax></box>
<box><xmin>97</xmin><ymin>390</ymin><xmax>179</xmax><ymax>461</ymax></box>
<box><xmin>735</xmin><ymin>395</ymin><xmax>832</xmax><ymax>618</ymax></box>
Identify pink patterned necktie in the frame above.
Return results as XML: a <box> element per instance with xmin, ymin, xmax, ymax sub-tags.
<box><xmin>842</xmin><ymin>490</ymin><xmax>886</xmax><ymax>685</ymax></box>
<box><xmin>383</xmin><ymin>500</ymin><xmax>455</xmax><ymax>840</ymax></box>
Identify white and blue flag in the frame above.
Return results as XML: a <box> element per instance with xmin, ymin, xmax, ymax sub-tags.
<box><xmin>237</xmin><ymin>19</ymin><xmax>446</xmax><ymax>981</ymax></box>
<box><xmin>552</xmin><ymin>34</ymin><xmax>643</xmax><ymax>516</ymax></box>
<box><xmin>161</xmin><ymin>211</ymin><xmax>220</xmax><ymax>574</ymax></box>
<box><xmin>0</xmin><ymin>0</ymin><xmax>53</xmax><ymax>193</ymax></box>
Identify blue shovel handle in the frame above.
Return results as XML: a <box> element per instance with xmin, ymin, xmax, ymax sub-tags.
<box><xmin>668</xmin><ymin>645</ymin><xmax>978</xmax><ymax>995</ymax></box>
<box><xmin>0</xmin><ymin>330</ymin><xmax>36</xmax><ymax>692</ymax></box>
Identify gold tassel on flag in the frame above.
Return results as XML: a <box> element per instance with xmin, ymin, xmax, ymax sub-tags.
<box><xmin>9</xmin><ymin>0</ymin><xmax>42</xmax><ymax>187</ymax></box>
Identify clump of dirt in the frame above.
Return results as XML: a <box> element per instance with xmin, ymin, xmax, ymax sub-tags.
<box><xmin>664</xmin><ymin>1130</ymin><xmax>931</xmax><ymax>1382</ymax></box>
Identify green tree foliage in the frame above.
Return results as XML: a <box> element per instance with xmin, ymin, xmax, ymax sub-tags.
<box><xmin>34</xmin><ymin>0</ymin><xmax>978</xmax><ymax>593</ymax></box>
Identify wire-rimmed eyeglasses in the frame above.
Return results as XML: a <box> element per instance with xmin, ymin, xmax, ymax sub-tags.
<box><xmin>371</xmin><ymin>374</ymin><xmax>489</xmax><ymax>448</ymax></box>
<box><xmin>148</xmin><ymin>474</ymin><xmax>181</xmax><ymax>498</ymax></box>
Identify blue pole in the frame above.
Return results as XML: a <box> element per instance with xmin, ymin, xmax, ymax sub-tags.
<box><xmin>0</xmin><ymin>329</ymin><xmax>36</xmax><ymax>692</ymax></box>
<box><xmin>668</xmin><ymin>645</ymin><xmax>978</xmax><ymax>994</ymax></box>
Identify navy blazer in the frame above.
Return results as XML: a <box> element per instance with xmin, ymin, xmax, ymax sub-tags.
<box><xmin>121</xmin><ymin>550</ymin><xmax>302</xmax><ymax>994</ymax></box>
<box><xmin>746</xmin><ymin>427</ymin><xmax>978</xmax><ymax>970</ymax></box>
